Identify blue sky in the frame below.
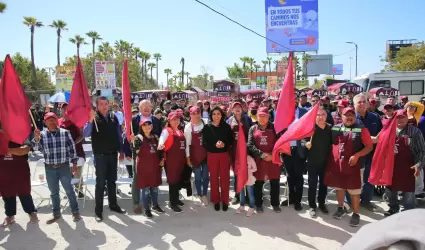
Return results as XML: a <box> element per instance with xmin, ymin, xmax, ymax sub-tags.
<box><xmin>1</xmin><ymin>0</ymin><xmax>424</xmax><ymax>87</ymax></box>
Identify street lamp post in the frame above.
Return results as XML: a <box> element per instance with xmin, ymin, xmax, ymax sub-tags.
<box><xmin>346</xmin><ymin>42</ymin><xmax>358</xmax><ymax>77</ymax></box>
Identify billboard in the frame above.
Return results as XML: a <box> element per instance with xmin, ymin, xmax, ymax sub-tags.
<box><xmin>332</xmin><ymin>64</ymin><xmax>343</xmax><ymax>75</ymax></box>
<box><xmin>55</xmin><ymin>66</ymin><xmax>76</xmax><ymax>92</ymax></box>
<box><xmin>95</xmin><ymin>61</ymin><xmax>116</xmax><ymax>89</ymax></box>
<box><xmin>306</xmin><ymin>54</ymin><xmax>333</xmax><ymax>76</ymax></box>
<box><xmin>265</xmin><ymin>0</ymin><xmax>319</xmax><ymax>53</ymax></box>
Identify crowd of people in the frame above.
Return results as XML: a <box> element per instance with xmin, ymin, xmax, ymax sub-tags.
<box><xmin>1</xmin><ymin>90</ymin><xmax>425</xmax><ymax>230</ymax></box>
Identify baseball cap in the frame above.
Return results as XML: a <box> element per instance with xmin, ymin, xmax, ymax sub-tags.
<box><xmin>337</xmin><ymin>100</ymin><xmax>348</xmax><ymax>108</ymax></box>
<box><xmin>342</xmin><ymin>107</ymin><xmax>355</xmax><ymax>115</ymax></box>
<box><xmin>396</xmin><ymin>109</ymin><xmax>407</xmax><ymax>117</ymax></box>
<box><xmin>249</xmin><ymin>102</ymin><xmax>259</xmax><ymax>109</ymax></box>
<box><xmin>139</xmin><ymin>119</ymin><xmax>152</xmax><ymax>126</ymax></box>
<box><xmin>321</xmin><ymin>96</ymin><xmax>330</xmax><ymax>101</ymax></box>
<box><xmin>167</xmin><ymin>112</ymin><xmax>179</xmax><ymax>120</ymax></box>
<box><xmin>220</xmin><ymin>106</ymin><xmax>228</xmax><ymax>112</ymax></box>
<box><xmin>332</xmin><ymin>96</ymin><xmax>343</xmax><ymax>103</ymax></box>
<box><xmin>196</xmin><ymin>100</ymin><xmax>202</xmax><ymax>104</ymax></box>
<box><xmin>299</xmin><ymin>92</ymin><xmax>307</xmax><ymax>97</ymax></box>
<box><xmin>400</xmin><ymin>96</ymin><xmax>408</xmax><ymax>101</ymax></box>
<box><xmin>189</xmin><ymin>106</ymin><xmax>200</xmax><ymax>114</ymax></box>
<box><xmin>232</xmin><ymin>101</ymin><xmax>242</xmax><ymax>109</ymax></box>
<box><xmin>369</xmin><ymin>99</ymin><xmax>376</xmax><ymax>105</ymax></box>
<box><xmin>131</xmin><ymin>107</ymin><xmax>138</xmax><ymax>113</ymax></box>
<box><xmin>383</xmin><ymin>99</ymin><xmax>394</xmax><ymax>109</ymax></box>
<box><xmin>44</xmin><ymin>112</ymin><xmax>57</xmax><ymax>121</ymax></box>
<box><xmin>257</xmin><ymin>107</ymin><xmax>269</xmax><ymax>116</ymax></box>
<box><xmin>164</xmin><ymin>100</ymin><xmax>172</xmax><ymax>105</ymax></box>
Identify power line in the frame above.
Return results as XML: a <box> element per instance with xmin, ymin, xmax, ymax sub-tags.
<box><xmin>194</xmin><ymin>0</ymin><xmax>292</xmax><ymax>51</ymax></box>
<box><xmin>333</xmin><ymin>48</ymin><xmax>355</xmax><ymax>57</ymax></box>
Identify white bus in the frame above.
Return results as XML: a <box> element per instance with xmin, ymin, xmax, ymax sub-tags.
<box><xmin>353</xmin><ymin>71</ymin><xmax>425</xmax><ymax>101</ymax></box>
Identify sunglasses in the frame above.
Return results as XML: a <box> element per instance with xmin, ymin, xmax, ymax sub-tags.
<box><xmin>142</xmin><ymin>122</ymin><xmax>152</xmax><ymax>126</ymax></box>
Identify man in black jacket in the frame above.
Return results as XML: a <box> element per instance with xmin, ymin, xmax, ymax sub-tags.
<box><xmin>132</xmin><ymin>100</ymin><xmax>162</xmax><ymax>136</ymax></box>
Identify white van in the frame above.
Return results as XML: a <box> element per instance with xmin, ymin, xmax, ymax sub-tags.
<box><xmin>353</xmin><ymin>71</ymin><xmax>425</xmax><ymax>101</ymax></box>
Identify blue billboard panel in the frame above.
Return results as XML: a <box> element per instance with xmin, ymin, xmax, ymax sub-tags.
<box><xmin>332</xmin><ymin>64</ymin><xmax>343</xmax><ymax>75</ymax></box>
<box><xmin>265</xmin><ymin>0</ymin><xmax>319</xmax><ymax>53</ymax></box>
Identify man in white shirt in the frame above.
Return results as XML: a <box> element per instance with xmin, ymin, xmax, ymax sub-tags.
<box><xmin>113</xmin><ymin>104</ymin><xmax>124</xmax><ymax>125</ymax></box>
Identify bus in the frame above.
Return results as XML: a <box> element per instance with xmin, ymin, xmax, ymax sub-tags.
<box><xmin>353</xmin><ymin>71</ymin><xmax>425</xmax><ymax>101</ymax></box>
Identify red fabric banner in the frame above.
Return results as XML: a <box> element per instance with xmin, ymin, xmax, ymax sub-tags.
<box><xmin>0</xmin><ymin>55</ymin><xmax>32</xmax><ymax>144</ymax></box>
<box><xmin>272</xmin><ymin>104</ymin><xmax>319</xmax><ymax>165</ymax></box>
<box><xmin>235</xmin><ymin>124</ymin><xmax>248</xmax><ymax>194</ymax></box>
<box><xmin>121</xmin><ymin>60</ymin><xmax>132</xmax><ymax>141</ymax></box>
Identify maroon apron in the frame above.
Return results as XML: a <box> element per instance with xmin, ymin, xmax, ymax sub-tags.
<box><xmin>253</xmin><ymin>126</ymin><xmax>280</xmax><ymax>180</ymax></box>
<box><xmin>391</xmin><ymin>129</ymin><xmax>415</xmax><ymax>192</ymax></box>
<box><xmin>190</xmin><ymin>124</ymin><xmax>207</xmax><ymax>168</ymax></box>
<box><xmin>136</xmin><ymin>136</ymin><xmax>162</xmax><ymax>189</ymax></box>
<box><xmin>324</xmin><ymin>130</ymin><xmax>361</xmax><ymax>190</ymax></box>
<box><xmin>165</xmin><ymin>130</ymin><xmax>186</xmax><ymax>184</ymax></box>
<box><xmin>0</xmin><ymin>153</ymin><xmax>31</xmax><ymax>197</ymax></box>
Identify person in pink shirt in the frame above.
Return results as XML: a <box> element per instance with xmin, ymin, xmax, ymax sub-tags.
<box><xmin>236</xmin><ymin>155</ymin><xmax>257</xmax><ymax>217</ymax></box>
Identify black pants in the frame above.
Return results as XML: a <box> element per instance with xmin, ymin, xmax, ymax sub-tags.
<box><xmin>126</xmin><ymin>165</ymin><xmax>133</xmax><ymax>178</ymax></box>
<box><xmin>234</xmin><ymin>175</ymin><xmax>249</xmax><ymax>202</ymax></box>
<box><xmin>254</xmin><ymin>179</ymin><xmax>280</xmax><ymax>207</ymax></box>
<box><xmin>283</xmin><ymin>148</ymin><xmax>305</xmax><ymax>204</ymax></box>
<box><xmin>94</xmin><ymin>153</ymin><xmax>118</xmax><ymax>214</ymax></box>
<box><xmin>169</xmin><ymin>184</ymin><xmax>180</xmax><ymax>206</ymax></box>
<box><xmin>307</xmin><ymin>163</ymin><xmax>327</xmax><ymax>208</ymax></box>
<box><xmin>3</xmin><ymin>195</ymin><xmax>36</xmax><ymax>217</ymax></box>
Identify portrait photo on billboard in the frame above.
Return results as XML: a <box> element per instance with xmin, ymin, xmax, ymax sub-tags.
<box><xmin>265</xmin><ymin>0</ymin><xmax>318</xmax><ymax>53</ymax></box>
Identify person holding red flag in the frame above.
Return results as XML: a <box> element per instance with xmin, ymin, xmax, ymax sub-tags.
<box><xmin>383</xmin><ymin>109</ymin><xmax>425</xmax><ymax>216</ymax></box>
<box><xmin>247</xmin><ymin>107</ymin><xmax>282</xmax><ymax>213</ymax></box>
<box><xmin>324</xmin><ymin>107</ymin><xmax>373</xmax><ymax>227</ymax></box>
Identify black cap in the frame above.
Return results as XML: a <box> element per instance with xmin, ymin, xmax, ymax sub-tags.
<box><xmin>164</xmin><ymin>100</ymin><xmax>172</xmax><ymax>105</ymax></box>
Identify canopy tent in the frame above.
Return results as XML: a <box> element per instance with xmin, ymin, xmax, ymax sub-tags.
<box><xmin>307</xmin><ymin>88</ymin><xmax>328</xmax><ymax>97</ymax></box>
<box><xmin>369</xmin><ymin>87</ymin><xmax>399</xmax><ymax>98</ymax></box>
<box><xmin>240</xmin><ymin>89</ymin><xmax>265</xmax><ymax>102</ymax></box>
<box><xmin>327</xmin><ymin>82</ymin><xmax>363</xmax><ymax>96</ymax></box>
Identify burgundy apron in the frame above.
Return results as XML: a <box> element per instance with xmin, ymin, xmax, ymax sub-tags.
<box><xmin>190</xmin><ymin>124</ymin><xmax>207</xmax><ymax>168</ymax></box>
<box><xmin>0</xmin><ymin>153</ymin><xmax>31</xmax><ymax>197</ymax></box>
<box><xmin>332</xmin><ymin>112</ymin><xmax>343</xmax><ymax>125</ymax></box>
<box><xmin>391</xmin><ymin>129</ymin><xmax>415</xmax><ymax>192</ymax></box>
<box><xmin>324</xmin><ymin>129</ymin><xmax>361</xmax><ymax>190</ymax></box>
<box><xmin>253</xmin><ymin>126</ymin><xmax>280</xmax><ymax>180</ymax></box>
<box><xmin>165</xmin><ymin>130</ymin><xmax>186</xmax><ymax>184</ymax></box>
<box><xmin>136</xmin><ymin>136</ymin><xmax>162</xmax><ymax>189</ymax></box>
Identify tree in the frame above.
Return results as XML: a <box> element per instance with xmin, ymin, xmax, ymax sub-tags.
<box><xmin>49</xmin><ymin>20</ymin><xmax>68</xmax><ymax>66</ymax></box>
<box><xmin>164</xmin><ymin>68</ymin><xmax>172</xmax><ymax>88</ymax></box>
<box><xmin>23</xmin><ymin>17</ymin><xmax>43</xmax><ymax>84</ymax></box>
<box><xmin>240</xmin><ymin>56</ymin><xmax>250</xmax><ymax>69</ymax></box>
<box><xmin>153</xmin><ymin>53</ymin><xmax>162</xmax><ymax>85</ymax></box>
<box><xmin>185</xmin><ymin>72</ymin><xmax>190</xmax><ymax>86</ymax></box>
<box><xmin>140</xmin><ymin>52</ymin><xmax>151</xmax><ymax>84</ymax></box>
<box><xmin>98</xmin><ymin>42</ymin><xmax>114</xmax><ymax>60</ymax></box>
<box><xmin>180</xmin><ymin>57</ymin><xmax>185</xmax><ymax>86</ymax></box>
<box><xmin>390</xmin><ymin>41</ymin><xmax>425</xmax><ymax>71</ymax></box>
<box><xmin>172</xmin><ymin>75</ymin><xmax>179</xmax><ymax>84</ymax></box>
<box><xmin>133</xmin><ymin>47</ymin><xmax>141</xmax><ymax>61</ymax></box>
<box><xmin>267</xmin><ymin>57</ymin><xmax>272</xmax><ymax>76</ymax></box>
<box><xmin>247</xmin><ymin>57</ymin><xmax>255</xmax><ymax>79</ymax></box>
<box><xmin>261</xmin><ymin>60</ymin><xmax>268</xmax><ymax>73</ymax></box>
<box><xmin>226</xmin><ymin>63</ymin><xmax>245</xmax><ymax>81</ymax></box>
<box><xmin>69</xmin><ymin>35</ymin><xmax>88</xmax><ymax>57</ymax></box>
<box><xmin>301</xmin><ymin>54</ymin><xmax>311</xmax><ymax>80</ymax></box>
<box><xmin>148</xmin><ymin>62</ymin><xmax>156</xmax><ymax>82</ymax></box>
<box><xmin>0</xmin><ymin>2</ymin><xmax>6</xmax><ymax>13</ymax></box>
<box><xmin>86</xmin><ymin>31</ymin><xmax>102</xmax><ymax>56</ymax></box>
<box><xmin>254</xmin><ymin>64</ymin><xmax>261</xmax><ymax>82</ymax></box>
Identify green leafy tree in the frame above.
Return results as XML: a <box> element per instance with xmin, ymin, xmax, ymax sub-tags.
<box><xmin>302</xmin><ymin>54</ymin><xmax>312</xmax><ymax>80</ymax></box>
<box><xmin>254</xmin><ymin>64</ymin><xmax>261</xmax><ymax>82</ymax></box>
<box><xmin>98</xmin><ymin>42</ymin><xmax>114</xmax><ymax>60</ymax></box>
<box><xmin>261</xmin><ymin>60</ymin><xmax>268</xmax><ymax>73</ymax></box>
<box><xmin>49</xmin><ymin>20</ymin><xmax>68</xmax><ymax>66</ymax></box>
<box><xmin>148</xmin><ymin>62</ymin><xmax>156</xmax><ymax>82</ymax></box>
<box><xmin>153</xmin><ymin>53</ymin><xmax>162</xmax><ymax>84</ymax></box>
<box><xmin>23</xmin><ymin>17</ymin><xmax>43</xmax><ymax>84</ymax></box>
<box><xmin>185</xmin><ymin>72</ymin><xmax>190</xmax><ymax>86</ymax></box>
<box><xmin>133</xmin><ymin>47</ymin><xmax>141</xmax><ymax>61</ymax></box>
<box><xmin>266</xmin><ymin>57</ymin><xmax>273</xmax><ymax>76</ymax></box>
<box><xmin>0</xmin><ymin>2</ymin><xmax>6</xmax><ymax>13</ymax></box>
<box><xmin>86</xmin><ymin>31</ymin><xmax>102</xmax><ymax>56</ymax></box>
<box><xmin>226</xmin><ymin>63</ymin><xmax>245</xmax><ymax>81</ymax></box>
<box><xmin>164</xmin><ymin>68</ymin><xmax>172</xmax><ymax>88</ymax></box>
<box><xmin>69</xmin><ymin>35</ymin><xmax>88</xmax><ymax>57</ymax></box>
<box><xmin>390</xmin><ymin>41</ymin><xmax>425</xmax><ymax>71</ymax></box>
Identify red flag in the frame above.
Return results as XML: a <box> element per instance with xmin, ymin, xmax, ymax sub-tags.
<box><xmin>66</xmin><ymin>58</ymin><xmax>92</xmax><ymax>128</ymax></box>
<box><xmin>0</xmin><ymin>130</ymin><xmax>9</xmax><ymax>155</ymax></box>
<box><xmin>0</xmin><ymin>55</ymin><xmax>32</xmax><ymax>144</ymax></box>
<box><xmin>274</xmin><ymin>53</ymin><xmax>295</xmax><ymax>134</ymax></box>
<box><xmin>121</xmin><ymin>60</ymin><xmax>132</xmax><ymax>141</ymax></box>
<box><xmin>272</xmin><ymin>104</ymin><xmax>319</xmax><ymax>164</ymax></box>
<box><xmin>368</xmin><ymin>113</ymin><xmax>402</xmax><ymax>186</ymax></box>
<box><xmin>235</xmin><ymin>124</ymin><xmax>248</xmax><ymax>194</ymax></box>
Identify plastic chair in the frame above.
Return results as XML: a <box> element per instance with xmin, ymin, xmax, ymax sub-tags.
<box><xmin>31</xmin><ymin>159</ymin><xmax>50</xmax><ymax>207</ymax></box>
<box><xmin>81</xmin><ymin>158</ymin><xmax>96</xmax><ymax>208</ymax></box>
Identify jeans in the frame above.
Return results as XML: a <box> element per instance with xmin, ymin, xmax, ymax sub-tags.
<box><xmin>3</xmin><ymin>195</ymin><xmax>37</xmax><ymax>217</ymax></box>
<box><xmin>388</xmin><ymin>189</ymin><xmax>415</xmax><ymax>211</ymax></box>
<box><xmin>307</xmin><ymin>164</ymin><xmax>327</xmax><ymax>208</ymax></box>
<box><xmin>360</xmin><ymin>156</ymin><xmax>374</xmax><ymax>204</ymax></box>
<box><xmin>240</xmin><ymin>185</ymin><xmax>255</xmax><ymax>208</ymax></box>
<box><xmin>94</xmin><ymin>153</ymin><xmax>118</xmax><ymax>214</ymax></box>
<box><xmin>254</xmin><ymin>179</ymin><xmax>280</xmax><ymax>207</ymax></box>
<box><xmin>45</xmin><ymin>164</ymin><xmax>79</xmax><ymax>216</ymax></box>
<box><xmin>193</xmin><ymin>162</ymin><xmax>209</xmax><ymax>197</ymax></box>
<box><xmin>126</xmin><ymin>165</ymin><xmax>133</xmax><ymax>178</ymax></box>
<box><xmin>141</xmin><ymin>187</ymin><xmax>159</xmax><ymax>211</ymax></box>
<box><xmin>283</xmin><ymin>148</ymin><xmax>305</xmax><ymax>204</ymax></box>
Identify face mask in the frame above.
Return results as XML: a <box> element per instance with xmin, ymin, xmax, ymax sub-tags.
<box><xmin>251</xmin><ymin>110</ymin><xmax>257</xmax><ymax>115</ymax></box>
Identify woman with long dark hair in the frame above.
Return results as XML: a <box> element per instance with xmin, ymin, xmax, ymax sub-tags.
<box><xmin>202</xmin><ymin>107</ymin><xmax>234</xmax><ymax>211</ymax></box>
<box><xmin>130</xmin><ymin>119</ymin><xmax>165</xmax><ymax>218</ymax></box>
<box><xmin>201</xmin><ymin>101</ymin><xmax>211</xmax><ymax>120</ymax></box>
<box><xmin>158</xmin><ymin>112</ymin><xmax>186</xmax><ymax>213</ymax></box>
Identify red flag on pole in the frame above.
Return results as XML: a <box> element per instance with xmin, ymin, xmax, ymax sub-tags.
<box><xmin>235</xmin><ymin>124</ymin><xmax>248</xmax><ymax>194</ymax></box>
<box><xmin>66</xmin><ymin>58</ymin><xmax>92</xmax><ymax>128</ymax></box>
<box><xmin>0</xmin><ymin>55</ymin><xmax>32</xmax><ymax>144</ymax></box>
<box><xmin>274</xmin><ymin>53</ymin><xmax>295</xmax><ymax>134</ymax></box>
<box><xmin>122</xmin><ymin>60</ymin><xmax>132</xmax><ymax>141</ymax></box>
<box><xmin>368</xmin><ymin>111</ymin><xmax>403</xmax><ymax>186</ymax></box>
<box><xmin>272</xmin><ymin>104</ymin><xmax>320</xmax><ymax>165</ymax></box>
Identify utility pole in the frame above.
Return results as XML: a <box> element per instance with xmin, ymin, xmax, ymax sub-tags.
<box><xmin>346</xmin><ymin>42</ymin><xmax>358</xmax><ymax>77</ymax></box>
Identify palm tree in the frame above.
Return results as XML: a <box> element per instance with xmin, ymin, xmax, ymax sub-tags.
<box><xmin>114</xmin><ymin>40</ymin><xmax>126</xmax><ymax>56</ymax></box>
<box><xmin>23</xmin><ymin>17</ymin><xmax>43</xmax><ymax>84</ymax></box>
<box><xmin>98</xmin><ymin>42</ymin><xmax>114</xmax><ymax>60</ymax></box>
<box><xmin>140</xmin><ymin>52</ymin><xmax>151</xmax><ymax>84</ymax></box>
<box><xmin>122</xmin><ymin>41</ymin><xmax>133</xmax><ymax>58</ymax></box>
<box><xmin>86</xmin><ymin>31</ymin><xmax>102</xmax><ymax>56</ymax></box>
<box><xmin>69</xmin><ymin>35</ymin><xmax>88</xmax><ymax>57</ymax></box>
<box><xmin>240</xmin><ymin>56</ymin><xmax>250</xmax><ymax>69</ymax></box>
<box><xmin>185</xmin><ymin>72</ymin><xmax>190</xmax><ymax>86</ymax></box>
<box><xmin>148</xmin><ymin>62</ymin><xmax>156</xmax><ymax>82</ymax></box>
<box><xmin>254</xmin><ymin>64</ymin><xmax>261</xmax><ymax>82</ymax></box>
<box><xmin>180</xmin><ymin>57</ymin><xmax>185</xmax><ymax>85</ymax></box>
<box><xmin>133</xmin><ymin>47</ymin><xmax>141</xmax><ymax>61</ymax></box>
<box><xmin>266</xmin><ymin>57</ymin><xmax>273</xmax><ymax>76</ymax></box>
<box><xmin>0</xmin><ymin>2</ymin><xmax>6</xmax><ymax>14</ymax></box>
<box><xmin>302</xmin><ymin>54</ymin><xmax>312</xmax><ymax>80</ymax></box>
<box><xmin>153</xmin><ymin>53</ymin><xmax>162</xmax><ymax>85</ymax></box>
<box><xmin>248</xmin><ymin>57</ymin><xmax>255</xmax><ymax>79</ymax></box>
<box><xmin>164</xmin><ymin>68</ymin><xmax>172</xmax><ymax>88</ymax></box>
<box><xmin>172</xmin><ymin>75</ymin><xmax>179</xmax><ymax>84</ymax></box>
<box><xmin>261</xmin><ymin>60</ymin><xmax>268</xmax><ymax>73</ymax></box>
<box><xmin>49</xmin><ymin>20</ymin><xmax>68</xmax><ymax>66</ymax></box>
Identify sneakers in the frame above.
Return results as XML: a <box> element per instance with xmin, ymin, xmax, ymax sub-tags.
<box><xmin>152</xmin><ymin>205</ymin><xmax>165</xmax><ymax>214</ymax></box>
<box><xmin>246</xmin><ymin>208</ymin><xmax>255</xmax><ymax>217</ymax></box>
<box><xmin>171</xmin><ymin>205</ymin><xmax>183</xmax><ymax>213</ymax></box>
<box><xmin>222</xmin><ymin>204</ymin><xmax>229</xmax><ymax>211</ymax></box>
<box><xmin>309</xmin><ymin>208</ymin><xmax>317</xmax><ymax>218</ymax></box>
<box><xmin>384</xmin><ymin>208</ymin><xmax>398</xmax><ymax>217</ymax></box>
<box><xmin>236</xmin><ymin>206</ymin><xmax>245</xmax><ymax>214</ymax></box>
<box><xmin>273</xmin><ymin>206</ymin><xmax>281</xmax><ymax>213</ymax></box>
<box><xmin>72</xmin><ymin>212</ymin><xmax>82</xmax><ymax>222</ymax></box>
<box><xmin>294</xmin><ymin>203</ymin><xmax>303</xmax><ymax>211</ymax></box>
<box><xmin>349</xmin><ymin>213</ymin><xmax>360</xmax><ymax>227</ymax></box>
<box><xmin>134</xmin><ymin>205</ymin><xmax>143</xmax><ymax>215</ymax></box>
<box><xmin>145</xmin><ymin>210</ymin><xmax>153</xmax><ymax>218</ymax></box>
<box><xmin>177</xmin><ymin>200</ymin><xmax>185</xmax><ymax>207</ymax></box>
<box><xmin>332</xmin><ymin>207</ymin><xmax>346</xmax><ymax>220</ymax></box>
<box><xmin>214</xmin><ymin>203</ymin><xmax>221</xmax><ymax>211</ymax></box>
<box><xmin>319</xmin><ymin>204</ymin><xmax>329</xmax><ymax>214</ymax></box>
<box><xmin>256</xmin><ymin>206</ymin><xmax>264</xmax><ymax>213</ymax></box>
<box><xmin>201</xmin><ymin>196</ymin><xmax>209</xmax><ymax>206</ymax></box>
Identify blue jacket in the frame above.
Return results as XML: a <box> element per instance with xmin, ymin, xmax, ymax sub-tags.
<box><xmin>132</xmin><ymin>114</ymin><xmax>163</xmax><ymax>137</ymax></box>
<box><xmin>355</xmin><ymin>111</ymin><xmax>382</xmax><ymax>137</ymax></box>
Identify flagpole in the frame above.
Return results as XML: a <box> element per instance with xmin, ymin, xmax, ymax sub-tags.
<box><xmin>28</xmin><ymin>110</ymin><xmax>37</xmax><ymax>130</ymax></box>
<box><xmin>94</xmin><ymin>119</ymin><xmax>99</xmax><ymax>132</ymax></box>
<box><xmin>130</xmin><ymin>122</ymin><xmax>135</xmax><ymax>147</ymax></box>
